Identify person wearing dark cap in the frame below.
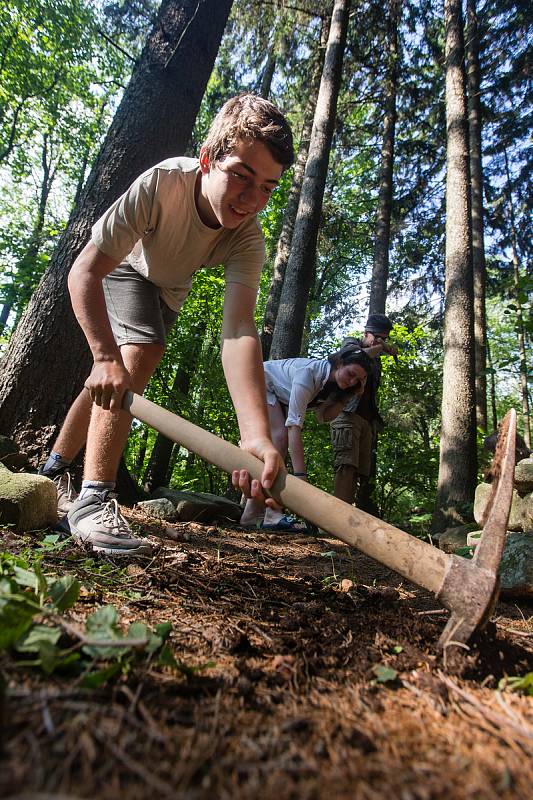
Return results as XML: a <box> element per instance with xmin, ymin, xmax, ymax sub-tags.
<box><xmin>330</xmin><ymin>313</ymin><xmax>396</xmax><ymax>508</ymax></box>
<box><xmin>238</xmin><ymin>346</ymin><xmax>372</xmax><ymax>531</ymax></box>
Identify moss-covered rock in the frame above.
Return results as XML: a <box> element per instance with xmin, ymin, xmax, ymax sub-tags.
<box><xmin>499</xmin><ymin>532</ymin><xmax>533</xmax><ymax>597</ymax></box>
<box><xmin>0</xmin><ymin>464</ymin><xmax>57</xmax><ymax>532</ymax></box>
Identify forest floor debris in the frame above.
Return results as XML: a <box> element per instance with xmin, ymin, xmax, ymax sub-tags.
<box><xmin>1</xmin><ymin>509</ymin><xmax>532</xmax><ymax>799</ymax></box>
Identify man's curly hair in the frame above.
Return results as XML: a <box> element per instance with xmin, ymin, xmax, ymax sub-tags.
<box><xmin>201</xmin><ymin>94</ymin><xmax>294</xmax><ymax>170</ymax></box>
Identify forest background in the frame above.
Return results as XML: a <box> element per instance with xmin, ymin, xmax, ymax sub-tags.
<box><xmin>0</xmin><ymin>0</ymin><xmax>530</xmax><ymax>537</ymax></box>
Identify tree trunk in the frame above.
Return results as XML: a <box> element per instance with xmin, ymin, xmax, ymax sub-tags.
<box><xmin>465</xmin><ymin>0</ymin><xmax>488</xmax><ymax>432</ymax></box>
<box><xmin>503</xmin><ymin>149</ymin><xmax>531</xmax><ymax>449</ymax></box>
<box><xmin>486</xmin><ymin>337</ymin><xmax>498</xmax><ymax>432</ymax></box>
<box><xmin>259</xmin><ymin>45</ymin><xmax>277</xmax><ymax>99</ymax></box>
<box><xmin>0</xmin><ymin>304</ymin><xmax>11</xmax><ymax>333</ymax></box>
<box><xmin>269</xmin><ymin>0</ymin><xmax>349</xmax><ymax>359</ymax></box>
<box><xmin>433</xmin><ymin>0</ymin><xmax>477</xmax><ymax>533</ymax></box>
<box><xmin>143</xmin><ymin>365</ymin><xmax>192</xmax><ymax>493</ymax></box>
<box><xmin>368</xmin><ymin>0</ymin><xmax>400</xmax><ymax>316</ymax></box>
<box><xmin>144</xmin><ymin>325</ymin><xmax>202</xmax><ymax>491</ymax></box>
<box><xmin>0</xmin><ymin>0</ymin><xmax>233</xmax><ymax>464</ymax></box>
<box><xmin>259</xmin><ymin>21</ymin><xmax>327</xmax><ymax>360</ymax></box>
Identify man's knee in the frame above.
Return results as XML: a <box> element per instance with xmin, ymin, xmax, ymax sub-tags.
<box><xmin>121</xmin><ymin>342</ymin><xmax>165</xmax><ymax>390</ymax></box>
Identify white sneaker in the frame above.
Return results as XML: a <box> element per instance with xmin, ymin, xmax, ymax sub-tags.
<box><xmin>67</xmin><ymin>495</ymin><xmax>152</xmax><ymax>556</ymax></box>
<box><xmin>53</xmin><ymin>471</ymin><xmax>78</xmax><ymax>516</ymax></box>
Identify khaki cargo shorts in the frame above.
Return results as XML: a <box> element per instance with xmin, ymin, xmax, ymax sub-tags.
<box><xmin>330</xmin><ymin>411</ymin><xmax>373</xmax><ymax>477</ymax></box>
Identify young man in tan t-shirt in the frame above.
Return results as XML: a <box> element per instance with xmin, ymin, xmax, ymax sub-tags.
<box><xmin>39</xmin><ymin>95</ymin><xmax>294</xmax><ymax>555</ymax></box>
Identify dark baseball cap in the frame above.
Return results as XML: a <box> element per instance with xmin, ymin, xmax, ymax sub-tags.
<box><xmin>364</xmin><ymin>313</ymin><xmax>393</xmax><ymax>335</ymax></box>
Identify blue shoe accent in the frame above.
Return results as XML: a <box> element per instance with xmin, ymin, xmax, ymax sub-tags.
<box><xmin>260</xmin><ymin>515</ymin><xmax>308</xmax><ymax>532</ymax></box>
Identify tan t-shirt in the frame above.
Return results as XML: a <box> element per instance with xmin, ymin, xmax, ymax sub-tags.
<box><xmin>91</xmin><ymin>157</ymin><xmax>266</xmax><ymax>311</ymax></box>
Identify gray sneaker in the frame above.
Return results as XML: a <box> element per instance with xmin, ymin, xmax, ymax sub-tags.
<box><xmin>53</xmin><ymin>471</ymin><xmax>78</xmax><ymax>516</ymax></box>
<box><xmin>67</xmin><ymin>495</ymin><xmax>152</xmax><ymax>556</ymax></box>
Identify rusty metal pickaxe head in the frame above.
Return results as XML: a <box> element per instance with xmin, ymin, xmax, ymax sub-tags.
<box><xmin>437</xmin><ymin>409</ymin><xmax>517</xmax><ymax>650</ymax></box>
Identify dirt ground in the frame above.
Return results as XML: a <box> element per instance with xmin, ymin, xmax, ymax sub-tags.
<box><xmin>1</xmin><ymin>510</ymin><xmax>532</xmax><ymax>800</ymax></box>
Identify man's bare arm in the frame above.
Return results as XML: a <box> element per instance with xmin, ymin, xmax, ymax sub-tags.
<box><xmin>221</xmin><ymin>282</ymin><xmax>284</xmax><ymax>500</ymax></box>
<box><xmin>68</xmin><ymin>241</ymin><xmax>129</xmax><ymax>410</ymax></box>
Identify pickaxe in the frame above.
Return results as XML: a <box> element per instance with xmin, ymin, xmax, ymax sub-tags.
<box><xmin>124</xmin><ymin>392</ymin><xmax>516</xmax><ymax>650</ymax></box>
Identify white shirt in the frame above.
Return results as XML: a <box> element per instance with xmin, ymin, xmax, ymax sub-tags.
<box><xmin>263</xmin><ymin>358</ymin><xmax>332</xmax><ymax>428</ymax></box>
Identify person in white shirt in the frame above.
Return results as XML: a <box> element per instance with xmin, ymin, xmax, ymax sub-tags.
<box><xmin>238</xmin><ymin>346</ymin><xmax>372</xmax><ymax>531</ymax></box>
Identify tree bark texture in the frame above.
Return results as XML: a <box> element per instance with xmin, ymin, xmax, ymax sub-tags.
<box><xmin>368</xmin><ymin>0</ymin><xmax>400</xmax><ymax>316</ymax></box>
<box><xmin>466</xmin><ymin>0</ymin><xmax>488</xmax><ymax>432</ymax></box>
<box><xmin>260</xmin><ymin>21</ymin><xmax>327</xmax><ymax>360</ymax></box>
<box><xmin>0</xmin><ymin>0</ymin><xmax>233</xmax><ymax>462</ymax></box>
<box><xmin>504</xmin><ymin>149</ymin><xmax>531</xmax><ymax>449</ymax></box>
<box><xmin>259</xmin><ymin>46</ymin><xmax>277</xmax><ymax>99</ymax></box>
<box><xmin>269</xmin><ymin>0</ymin><xmax>349</xmax><ymax>359</ymax></box>
<box><xmin>433</xmin><ymin>0</ymin><xmax>477</xmax><ymax>532</ymax></box>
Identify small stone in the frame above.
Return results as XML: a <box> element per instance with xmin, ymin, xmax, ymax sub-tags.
<box><xmin>152</xmin><ymin>487</ymin><xmax>242</xmax><ymax>523</ymax></box>
<box><xmin>136</xmin><ymin>497</ymin><xmax>177</xmax><ymax>521</ymax></box>
<box><xmin>340</xmin><ymin>578</ymin><xmax>354</xmax><ymax>592</ymax></box>
<box><xmin>437</xmin><ymin>526</ymin><xmax>472</xmax><ymax>553</ymax></box>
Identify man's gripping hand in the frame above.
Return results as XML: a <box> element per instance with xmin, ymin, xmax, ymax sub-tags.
<box><xmin>232</xmin><ymin>436</ymin><xmax>285</xmax><ymax>510</ymax></box>
<box><xmin>84</xmin><ymin>358</ymin><xmax>132</xmax><ymax>411</ymax></box>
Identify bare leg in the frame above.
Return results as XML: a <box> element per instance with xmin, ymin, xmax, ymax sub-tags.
<box><xmin>51</xmin><ymin>388</ymin><xmax>93</xmax><ymax>461</ymax></box>
<box><xmin>83</xmin><ymin>343</ymin><xmax>164</xmax><ymax>482</ymax></box>
<box><xmin>334</xmin><ymin>464</ymin><xmax>358</xmax><ymax>505</ymax></box>
<box><xmin>240</xmin><ymin>400</ymin><xmax>287</xmax><ymax>525</ymax></box>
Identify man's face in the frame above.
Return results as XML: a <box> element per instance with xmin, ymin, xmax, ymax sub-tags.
<box><xmin>196</xmin><ymin>139</ymin><xmax>283</xmax><ymax>229</ymax></box>
<box><xmin>362</xmin><ymin>330</ymin><xmax>389</xmax><ymax>347</ymax></box>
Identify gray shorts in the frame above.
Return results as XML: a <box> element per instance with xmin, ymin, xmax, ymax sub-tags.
<box><xmin>102</xmin><ymin>263</ymin><xmax>178</xmax><ymax>346</ymax></box>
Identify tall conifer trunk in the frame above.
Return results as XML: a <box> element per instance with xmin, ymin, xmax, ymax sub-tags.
<box><xmin>466</xmin><ymin>0</ymin><xmax>488</xmax><ymax>432</ymax></box>
<box><xmin>503</xmin><ymin>149</ymin><xmax>531</xmax><ymax>449</ymax></box>
<box><xmin>260</xmin><ymin>21</ymin><xmax>327</xmax><ymax>360</ymax></box>
<box><xmin>368</xmin><ymin>0</ymin><xmax>400</xmax><ymax>316</ymax></box>
<box><xmin>433</xmin><ymin>0</ymin><xmax>477</xmax><ymax>532</ymax></box>
<box><xmin>0</xmin><ymin>0</ymin><xmax>233</xmax><ymax>462</ymax></box>
<box><xmin>270</xmin><ymin>0</ymin><xmax>349</xmax><ymax>359</ymax></box>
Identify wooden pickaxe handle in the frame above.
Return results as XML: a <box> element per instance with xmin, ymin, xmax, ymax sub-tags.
<box><xmin>123</xmin><ymin>391</ymin><xmax>449</xmax><ymax>595</ymax></box>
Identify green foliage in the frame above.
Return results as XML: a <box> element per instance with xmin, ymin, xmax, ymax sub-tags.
<box><xmin>371</xmin><ymin>664</ymin><xmax>399</xmax><ymax>684</ymax></box>
<box><xmin>0</xmin><ymin>0</ymin><xmax>132</xmax><ymax>335</ymax></box>
<box><xmin>0</xmin><ymin>549</ymin><xmax>185</xmax><ymax>684</ymax></box>
<box><xmin>376</xmin><ymin>323</ymin><xmax>442</xmax><ymax>532</ymax></box>
<box><xmin>498</xmin><ymin>672</ymin><xmax>533</xmax><ymax>697</ymax></box>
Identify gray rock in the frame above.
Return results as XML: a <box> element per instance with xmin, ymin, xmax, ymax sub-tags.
<box><xmin>151</xmin><ymin>487</ymin><xmax>242</xmax><ymax>523</ymax></box>
<box><xmin>0</xmin><ymin>464</ymin><xmax>57</xmax><ymax>532</ymax></box>
<box><xmin>474</xmin><ymin>483</ymin><xmax>529</xmax><ymax>532</ymax></box>
<box><xmin>137</xmin><ymin>498</ymin><xmax>177</xmax><ymax>521</ymax></box>
<box><xmin>514</xmin><ymin>458</ymin><xmax>533</xmax><ymax>495</ymax></box>
<box><xmin>499</xmin><ymin>532</ymin><xmax>533</xmax><ymax>597</ymax></box>
<box><xmin>461</xmin><ymin>530</ymin><xmax>532</xmax><ymax>597</ymax></box>
<box><xmin>437</xmin><ymin>525</ymin><xmax>472</xmax><ymax>553</ymax></box>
